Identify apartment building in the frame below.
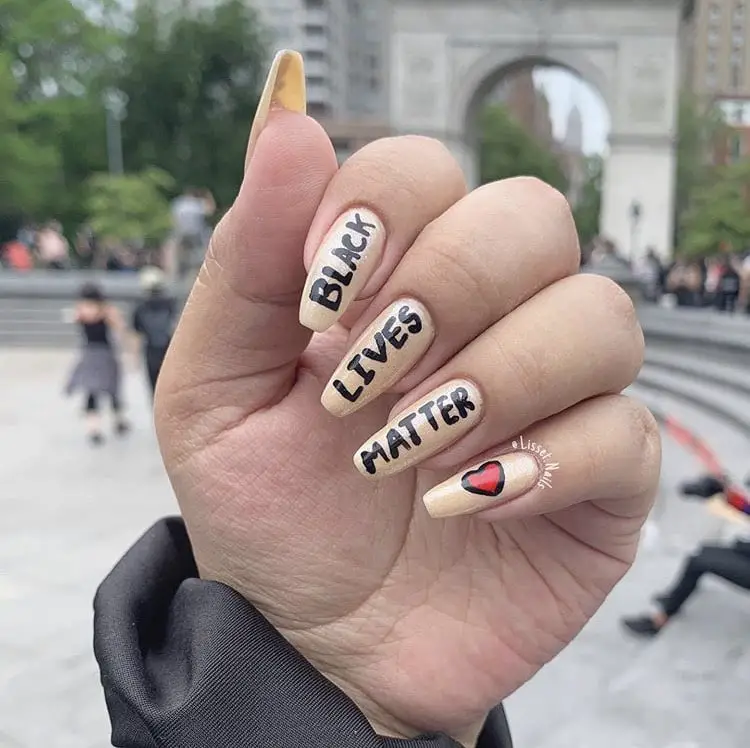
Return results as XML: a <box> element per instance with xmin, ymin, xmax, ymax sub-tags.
<box><xmin>251</xmin><ymin>0</ymin><xmax>387</xmax><ymax>123</ymax></box>
<box><xmin>683</xmin><ymin>0</ymin><xmax>750</xmax><ymax>161</ymax></box>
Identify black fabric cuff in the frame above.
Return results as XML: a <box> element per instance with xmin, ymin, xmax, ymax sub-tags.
<box><xmin>93</xmin><ymin>517</ymin><xmax>513</xmax><ymax>748</ymax></box>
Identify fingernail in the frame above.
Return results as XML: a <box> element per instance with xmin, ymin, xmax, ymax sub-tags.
<box><xmin>245</xmin><ymin>49</ymin><xmax>306</xmax><ymax>170</ymax></box>
<box><xmin>321</xmin><ymin>299</ymin><xmax>435</xmax><ymax>417</ymax></box>
<box><xmin>299</xmin><ymin>208</ymin><xmax>386</xmax><ymax>332</ymax></box>
<box><xmin>422</xmin><ymin>452</ymin><xmax>540</xmax><ymax>519</ymax></box>
<box><xmin>353</xmin><ymin>379</ymin><xmax>483</xmax><ymax>478</ymax></box>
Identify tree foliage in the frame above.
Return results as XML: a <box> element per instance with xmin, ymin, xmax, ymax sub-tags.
<box><xmin>479</xmin><ymin>104</ymin><xmax>568</xmax><ymax>194</ymax></box>
<box><xmin>85</xmin><ymin>168</ymin><xmax>175</xmax><ymax>245</ymax></box>
<box><xmin>572</xmin><ymin>155</ymin><xmax>603</xmax><ymax>247</ymax></box>
<box><xmin>116</xmin><ymin>0</ymin><xmax>268</xmax><ymax>208</ymax></box>
<box><xmin>674</xmin><ymin>93</ymin><xmax>726</xmax><ymax>248</ymax></box>
<box><xmin>680</xmin><ymin>159</ymin><xmax>750</xmax><ymax>257</ymax></box>
<box><xmin>0</xmin><ymin>0</ymin><xmax>268</xmax><ymax>240</ymax></box>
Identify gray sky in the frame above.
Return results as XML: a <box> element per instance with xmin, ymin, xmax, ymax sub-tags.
<box><xmin>533</xmin><ymin>67</ymin><xmax>609</xmax><ymax>155</ymax></box>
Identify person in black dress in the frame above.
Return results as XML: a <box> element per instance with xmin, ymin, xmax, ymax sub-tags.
<box><xmin>65</xmin><ymin>282</ymin><xmax>129</xmax><ymax>444</ymax></box>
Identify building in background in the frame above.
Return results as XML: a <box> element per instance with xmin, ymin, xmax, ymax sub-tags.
<box><xmin>489</xmin><ymin>70</ymin><xmax>555</xmax><ymax>148</ymax></box>
<box><xmin>684</xmin><ymin>0</ymin><xmax>750</xmax><ymax>163</ymax></box>
<box><xmin>250</xmin><ymin>0</ymin><xmax>389</xmax><ymax>159</ymax></box>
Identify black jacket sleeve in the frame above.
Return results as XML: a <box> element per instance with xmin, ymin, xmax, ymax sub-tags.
<box><xmin>93</xmin><ymin>518</ymin><xmax>513</xmax><ymax>748</ymax></box>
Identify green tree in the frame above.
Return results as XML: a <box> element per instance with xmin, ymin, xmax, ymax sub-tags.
<box><xmin>0</xmin><ymin>51</ymin><xmax>61</xmax><ymax>235</ymax></box>
<box><xmin>85</xmin><ymin>167</ymin><xmax>175</xmax><ymax>246</ymax></box>
<box><xmin>680</xmin><ymin>159</ymin><xmax>750</xmax><ymax>257</ymax></box>
<box><xmin>0</xmin><ymin>0</ymin><xmax>114</xmax><ymax>235</ymax></box>
<box><xmin>479</xmin><ymin>104</ymin><xmax>568</xmax><ymax>194</ymax></box>
<box><xmin>572</xmin><ymin>155</ymin><xmax>602</xmax><ymax>247</ymax></box>
<box><xmin>674</xmin><ymin>93</ymin><xmax>726</xmax><ymax>247</ymax></box>
<box><xmin>116</xmin><ymin>0</ymin><xmax>268</xmax><ymax>209</ymax></box>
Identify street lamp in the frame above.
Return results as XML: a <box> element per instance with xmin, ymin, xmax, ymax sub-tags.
<box><xmin>103</xmin><ymin>88</ymin><xmax>129</xmax><ymax>175</ymax></box>
<box><xmin>629</xmin><ymin>199</ymin><xmax>642</xmax><ymax>260</ymax></box>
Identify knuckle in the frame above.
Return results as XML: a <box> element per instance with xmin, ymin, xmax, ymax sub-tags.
<box><xmin>352</xmin><ymin>135</ymin><xmax>465</xmax><ymax>202</ymax></box>
<box><xmin>501</xmin><ymin>176</ymin><xmax>580</xmax><ymax>270</ymax></box>
<box><xmin>576</xmin><ymin>274</ymin><xmax>640</xmax><ymax>333</ymax></box>
<box><xmin>620</xmin><ymin>397</ymin><xmax>662</xmax><ymax>483</ymax></box>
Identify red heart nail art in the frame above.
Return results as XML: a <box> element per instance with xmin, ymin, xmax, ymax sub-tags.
<box><xmin>461</xmin><ymin>461</ymin><xmax>506</xmax><ymax>497</ymax></box>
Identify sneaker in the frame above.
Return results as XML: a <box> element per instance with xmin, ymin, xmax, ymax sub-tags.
<box><xmin>679</xmin><ymin>475</ymin><xmax>725</xmax><ymax>499</ymax></box>
<box><xmin>621</xmin><ymin>615</ymin><xmax>663</xmax><ymax>638</ymax></box>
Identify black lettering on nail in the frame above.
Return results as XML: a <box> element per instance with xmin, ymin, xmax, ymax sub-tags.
<box><xmin>382</xmin><ymin>316</ymin><xmax>407</xmax><ymax>349</ymax></box>
<box><xmin>386</xmin><ymin>428</ymin><xmax>412</xmax><ymax>459</ymax></box>
<box><xmin>309</xmin><ymin>279</ymin><xmax>342</xmax><ymax>311</ymax></box>
<box><xmin>347</xmin><ymin>212</ymin><xmax>377</xmax><ymax>237</ymax></box>
<box><xmin>398</xmin><ymin>413</ymin><xmax>422</xmax><ymax>446</ymax></box>
<box><xmin>360</xmin><ymin>441</ymin><xmax>390</xmax><ymax>475</ymax></box>
<box><xmin>331</xmin><ymin>244</ymin><xmax>362</xmax><ymax>271</ymax></box>
<box><xmin>417</xmin><ymin>400</ymin><xmax>439</xmax><ymax>431</ymax></box>
<box><xmin>437</xmin><ymin>395</ymin><xmax>458</xmax><ymax>425</ymax></box>
<box><xmin>362</xmin><ymin>332</ymin><xmax>388</xmax><ymax>364</ymax></box>
<box><xmin>322</xmin><ymin>266</ymin><xmax>353</xmax><ymax>286</ymax></box>
<box><xmin>333</xmin><ymin>379</ymin><xmax>363</xmax><ymax>403</ymax></box>
<box><xmin>341</xmin><ymin>232</ymin><xmax>367</xmax><ymax>252</ymax></box>
<box><xmin>398</xmin><ymin>305</ymin><xmax>423</xmax><ymax>335</ymax></box>
<box><xmin>451</xmin><ymin>387</ymin><xmax>476</xmax><ymax>419</ymax></box>
<box><xmin>347</xmin><ymin>354</ymin><xmax>376</xmax><ymax>385</ymax></box>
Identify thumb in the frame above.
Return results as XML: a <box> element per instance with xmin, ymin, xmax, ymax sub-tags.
<box><xmin>159</xmin><ymin>51</ymin><xmax>338</xmax><ymax>423</ymax></box>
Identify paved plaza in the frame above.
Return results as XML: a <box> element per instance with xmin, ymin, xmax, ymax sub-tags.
<box><xmin>1</xmin><ymin>350</ymin><xmax>749</xmax><ymax>748</ymax></box>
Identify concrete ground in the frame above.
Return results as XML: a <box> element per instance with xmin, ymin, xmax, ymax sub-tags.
<box><xmin>1</xmin><ymin>350</ymin><xmax>749</xmax><ymax>748</ymax></box>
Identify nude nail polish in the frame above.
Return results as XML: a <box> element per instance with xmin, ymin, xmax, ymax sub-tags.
<box><xmin>321</xmin><ymin>299</ymin><xmax>435</xmax><ymax>417</ymax></box>
<box><xmin>353</xmin><ymin>379</ymin><xmax>483</xmax><ymax>479</ymax></box>
<box><xmin>299</xmin><ymin>208</ymin><xmax>386</xmax><ymax>333</ymax></box>
<box><xmin>245</xmin><ymin>49</ymin><xmax>306</xmax><ymax>170</ymax></box>
<box><xmin>422</xmin><ymin>452</ymin><xmax>540</xmax><ymax>519</ymax></box>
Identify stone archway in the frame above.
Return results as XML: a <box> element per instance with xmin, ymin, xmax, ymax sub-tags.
<box><xmin>387</xmin><ymin>0</ymin><xmax>691</xmax><ymax>260</ymax></box>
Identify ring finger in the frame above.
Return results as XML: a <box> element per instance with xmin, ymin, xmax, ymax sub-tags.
<box><xmin>352</xmin><ymin>274</ymin><xmax>644</xmax><ymax>479</ymax></box>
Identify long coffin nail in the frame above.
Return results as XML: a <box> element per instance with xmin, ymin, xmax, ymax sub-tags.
<box><xmin>299</xmin><ymin>208</ymin><xmax>386</xmax><ymax>332</ymax></box>
<box><xmin>422</xmin><ymin>452</ymin><xmax>540</xmax><ymax>519</ymax></box>
<box><xmin>321</xmin><ymin>299</ymin><xmax>435</xmax><ymax>417</ymax></box>
<box><xmin>353</xmin><ymin>379</ymin><xmax>483</xmax><ymax>479</ymax></box>
<box><xmin>245</xmin><ymin>49</ymin><xmax>306</xmax><ymax>170</ymax></box>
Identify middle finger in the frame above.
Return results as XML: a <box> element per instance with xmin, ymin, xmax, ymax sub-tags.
<box><xmin>320</xmin><ymin>177</ymin><xmax>580</xmax><ymax>417</ymax></box>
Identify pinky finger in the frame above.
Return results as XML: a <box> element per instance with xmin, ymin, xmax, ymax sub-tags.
<box><xmin>422</xmin><ymin>395</ymin><xmax>661</xmax><ymax>526</ymax></box>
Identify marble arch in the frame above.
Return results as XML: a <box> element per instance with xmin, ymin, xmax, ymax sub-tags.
<box><xmin>386</xmin><ymin>0</ymin><xmax>693</xmax><ymax>260</ymax></box>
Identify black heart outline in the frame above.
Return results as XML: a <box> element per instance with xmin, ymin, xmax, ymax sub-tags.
<box><xmin>461</xmin><ymin>461</ymin><xmax>506</xmax><ymax>497</ymax></box>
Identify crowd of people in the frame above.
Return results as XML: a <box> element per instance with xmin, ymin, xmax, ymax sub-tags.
<box><xmin>0</xmin><ymin>187</ymin><xmax>215</xmax><ymax>278</ymax></box>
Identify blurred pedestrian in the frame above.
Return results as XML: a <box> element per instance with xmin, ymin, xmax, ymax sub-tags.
<box><xmin>36</xmin><ymin>221</ymin><xmax>70</xmax><ymax>270</ymax></box>
<box><xmin>714</xmin><ymin>256</ymin><xmax>741</xmax><ymax>313</ymax></box>
<box><xmin>170</xmin><ymin>187</ymin><xmax>215</xmax><ymax>279</ymax></box>
<box><xmin>622</xmin><ymin>475</ymin><xmax>750</xmax><ymax>637</ymax></box>
<box><xmin>130</xmin><ymin>267</ymin><xmax>176</xmax><ymax>399</ymax></box>
<box><xmin>65</xmin><ymin>282</ymin><xmax>130</xmax><ymax>445</ymax></box>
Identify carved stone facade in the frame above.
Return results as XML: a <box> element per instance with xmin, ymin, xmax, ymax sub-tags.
<box><xmin>386</xmin><ymin>0</ymin><xmax>692</xmax><ymax>260</ymax></box>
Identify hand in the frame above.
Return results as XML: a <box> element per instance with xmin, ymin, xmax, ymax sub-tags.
<box><xmin>155</xmin><ymin>53</ymin><xmax>659</xmax><ymax>746</ymax></box>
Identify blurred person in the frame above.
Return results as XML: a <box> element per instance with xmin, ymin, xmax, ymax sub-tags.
<box><xmin>622</xmin><ymin>474</ymin><xmax>750</xmax><ymax>637</ymax></box>
<box><xmin>65</xmin><ymin>282</ymin><xmax>130</xmax><ymax>445</ymax></box>
<box><xmin>130</xmin><ymin>267</ymin><xmax>177</xmax><ymax>398</ymax></box>
<box><xmin>636</xmin><ymin>246</ymin><xmax>664</xmax><ymax>302</ymax></box>
<box><xmin>714</xmin><ymin>256</ymin><xmax>741</xmax><ymax>313</ymax></box>
<box><xmin>74</xmin><ymin>224</ymin><xmax>99</xmax><ymax>269</ymax></box>
<box><xmin>170</xmin><ymin>187</ymin><xmax>215</xmax><ymax>278</ymax></box>
<box><xmin>36</xmin><ymin>221</ymin><xmax>70</xmax><ymax>270</ymax></box>
<box><xmin>0</xmin><ymin>239</ymin><xmax>33</xmax><ymax>271</ymax></box>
